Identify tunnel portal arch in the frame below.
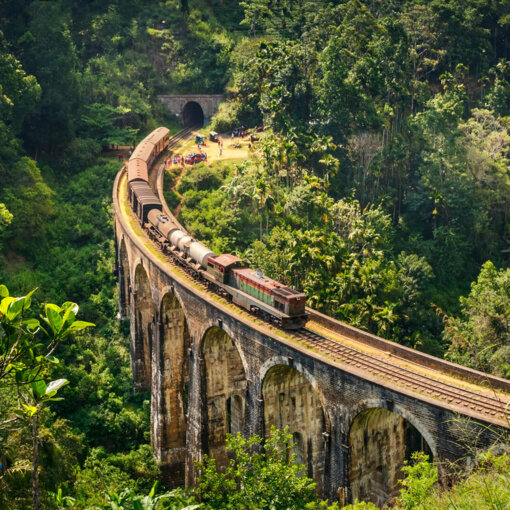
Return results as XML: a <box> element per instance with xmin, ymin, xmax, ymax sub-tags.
<box><xmin>182</xmin><ymin>101</ymin><xmax>204</xmax><ymax>127</ymax></box>
<box><xmin>201</xmin><ymin>326</ymin><xmax>247</xmax><ymax>470</ymax></box>
<box><xmin>348</xmin><ymin>407</ymin><xmax>433</xmax><ymax>507</ymax></box>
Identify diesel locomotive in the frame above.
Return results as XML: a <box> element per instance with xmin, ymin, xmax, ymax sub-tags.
<box><xmin>126</xmin><ymin>127</ymin><xmax>308</xmax><ymax>330</ymax></box>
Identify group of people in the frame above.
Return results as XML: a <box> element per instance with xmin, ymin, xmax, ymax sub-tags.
<box><xmin>165</xmin><ymin>152</ymin><xmax>208</xmax><ymax>168</ymax></box>
<box><xmin>166</xmin><ymin>155</ymin><xmax>184</xmax><ymax>168</ymax></box>
<box><xmin>159</xmin><ymin>132</ymin><xmax>227</xmax><ymax>167</ymax></box>
<box><xmin>231</xmin><ymin>127</ymin><xmax>247</xmax><ymax>137</ymax></box>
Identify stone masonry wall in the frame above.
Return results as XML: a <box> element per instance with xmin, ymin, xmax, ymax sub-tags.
<box><xmin>116</xmin><ymin>205</ymin><xmax>506</xmax><ymax>504</ymax></box>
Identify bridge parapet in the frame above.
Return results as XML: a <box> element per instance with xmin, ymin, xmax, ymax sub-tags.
<box><xmin>308</xmin><ymin>308</ymin><xmax>510</xmax><ymax>393</ymax></box>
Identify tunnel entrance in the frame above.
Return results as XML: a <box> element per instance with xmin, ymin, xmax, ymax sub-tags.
<box><xmin>182</xmin><ymin>101</ymin><xmax>204</xmax><ymax>127</ymax></box>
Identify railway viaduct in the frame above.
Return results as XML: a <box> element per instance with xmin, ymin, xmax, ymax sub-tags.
<box><xmin>114</xmin><ymin>161</ymin><xmax>510</xmax><ymax>507</ymax></box>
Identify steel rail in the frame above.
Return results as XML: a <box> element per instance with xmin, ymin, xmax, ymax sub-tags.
<box><xmin>293</xmin><ymin>328</ymin><xmax>509</xmax><ymax>421</ymax></box>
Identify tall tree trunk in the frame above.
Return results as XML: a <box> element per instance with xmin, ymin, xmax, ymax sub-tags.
<box><xmin>32</xmin><ymin>413</ymin><xmax>42</xmax><ymax>510</ymax></box>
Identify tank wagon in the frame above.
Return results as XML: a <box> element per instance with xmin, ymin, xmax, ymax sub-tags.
<box><xmin>125</xmin><ymin>127</ymin><xmax>307</xmax><ymax>330</ymax></box>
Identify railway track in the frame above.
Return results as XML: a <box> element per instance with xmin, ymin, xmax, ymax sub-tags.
<box><xmin>292</xmin><ymin>328</ymin><xmax>510</xmax><ymax>423</ymax></box>
<box><xmin>139</xmin><ymin>126</ymin><xmax>510</xmax><ymax>427</ymax></box>
<box><xmin>148</xmin><ymin>126</ymin><xmax>196</xmax><ymax>190</ymax></box>
<box><xmin>168</xmin><ymin>125</ymin><xmax>198</xmax><ymax>150</ymax></box>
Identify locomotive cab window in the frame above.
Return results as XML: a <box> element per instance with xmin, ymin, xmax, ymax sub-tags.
<box><xmin>275</xmin><ymin>301</ymin><xmax>284</xmax><ymax>311</ymax></box>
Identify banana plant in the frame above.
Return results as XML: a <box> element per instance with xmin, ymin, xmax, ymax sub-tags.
<box><xmin>48</xmin><ymin>487</ymin><xmax>76</xmax><ymax>509</ymax></box>
<box><xmin>107</xmin><ymin>482</ymin><xmax>201</xmax><ymax>510</ymax></box>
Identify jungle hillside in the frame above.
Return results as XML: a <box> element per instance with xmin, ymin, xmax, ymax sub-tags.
<box><xmin>0</xmin><ymin>0</ymin><xmax>509</xmax><ymax>508</ymax></box>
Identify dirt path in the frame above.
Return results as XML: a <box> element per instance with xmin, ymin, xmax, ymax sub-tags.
<box><xmin>163</xmin><ymin>132</ymin><xmax>255</xmax><ymax>219</ymax></box>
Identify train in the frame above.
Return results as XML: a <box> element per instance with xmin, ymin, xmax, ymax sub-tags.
<box><xmin>126</xmin><ymin>127</ymin><xmax>308</xmax><ymax>330</ymax></box>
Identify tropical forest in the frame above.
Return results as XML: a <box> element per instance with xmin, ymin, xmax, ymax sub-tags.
<box><xmin>0</xmin><ymin>0</ymin><xmax>509</xmax><ymax>508</ymax></box>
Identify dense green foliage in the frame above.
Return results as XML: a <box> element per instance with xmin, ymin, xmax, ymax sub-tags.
<box><xmin>179</xmin><ymin>161</ymin><xmax>443</xmax><ymax>352</ymax></box>
<box><xmin>0</xmin><ymin>285</ymin><xmax>93</xmax><ymax>509</ymax></box>
<box><xmin>194</xmin><ymin>427</ymin><xmax>338</xmax><ymax>510</ymax></box>
<box><xmin>0</xmin><ymin>0</ymin><xmax>509</xmax><ymax>507</ymax></box>
<box><xmin>343</xmin><ymin>452</ymin><xmax>510</xmax><ymax>510</ymax></box>
<box><xmin>444</xmin><ymin>261</ymin><xmax>510</xmax><ymax>378</ymax></box>
<box><xmin>185</xmin><ymin>0</ymin><xmax>510</xmax><ymax>361</ymax></box>
<box><xmin>0</xmin><ymin>1</ymin><xmax>248</xmax><ymax>506</ymax></box>
<box><xmin>396</xmin><ymin>451</ymin><xmax>510</xmax><ymax>510</ymax></box>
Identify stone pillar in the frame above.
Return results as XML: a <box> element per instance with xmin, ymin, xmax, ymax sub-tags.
<box><xmin>129</xmin><ymin>288</ymin><xmax>138</xmax><ymax>384</ymax></box>
<box><xmin>329</xmin><ymin>413</ymin><xmax>349</xmax><ymax>505</ymax></box>
<box><xmin>151</xmin><ymin>310</ymin><xmax>163</xmax><ymax>464</ymax></box>
<box><xmin>117</xmin><ymin>247</ymin><xmax>129</xmax><ymax>319</ymax></box>
<box><xmin>185</xmin><ymin>336</ymin><xmax>204</xmax><ymax>487</ymax></box>
<box><xmin>158</xmin><ymin>302</ymin><xmax>189</xmax><ymax>486</ymax></box>
<box><xmin>244</xmin><ymin>373</ymin><xmax>264</xmax><ymax>441</ymax></box>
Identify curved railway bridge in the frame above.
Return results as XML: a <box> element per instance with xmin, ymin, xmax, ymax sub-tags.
<box><xmin>114</xmin><ymin>130</ymin><xmax>510</xmax><ymax>507</ymax></box>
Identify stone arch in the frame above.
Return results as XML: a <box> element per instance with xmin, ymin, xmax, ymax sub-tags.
<box><xmin>118</xmin><ymin>238</ymin><xmax>130</xmax><ymax>319</ymax></box>
<box><xmin>133</xmin><ymin>263</ymin><xmax>154</xmax><ymax>390</ymax></box>
<box><xmin>258</xmin><ymin>356</ymin><xmax>331</xmax><ymax>427</ymax></box>
<box><xmin>348</xmin><ymin>399</ymin><xmax>437</xmax><ymax>458</ymax></box>
<box><xmin>262</xmin><ymin>364</ymin><xmax>326</xmax><ymax>491</ymax></box>
<box><xmin>348</xmin><ymin>404</ymin><xmax>434</xmax><ymax>507</ymax></box>
<box><xmin>201</xmin><ymin>326</ymin><xmax>247</xmax><ymax>469</ymax></box>
<box><xmin>158</xmin><ymin>288</ymin><xmax>191</xmax><ymax>486</ymax></box>
<box><xmin>198</xmin><ymin>319</ymin><xmax>250</xmax><ymax>379</ymax></box>
<box><xmin>182</xmin><ymin>101</ymin><xmax>204</xmax><ymax>127</ymax></box>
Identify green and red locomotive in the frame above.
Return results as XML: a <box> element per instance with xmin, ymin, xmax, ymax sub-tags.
<box><xmin>126</xmin><ymin>127</ymin><xmax>308</xmax><ymax>330</ymax></box>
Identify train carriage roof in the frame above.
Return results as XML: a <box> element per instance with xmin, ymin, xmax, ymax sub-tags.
<box><xmin>130</xmin><ymin>140</ymin><xmax>154</xmax><ymax>162</ymax></box>
<box><xmin>212</xmin><ymin>254</ymin><xmax>243</xmax><ymax>267</ymax></box>
<box><xmin>130</xmin><ymin>181</ymin><xmax>162</xmax><ymax>207</ymax></box>
<box><xmin>144</xmin><ymin>127</ymin><xmax>170</xmax><ymax>145</ymax></box>
<box><xmin>127</xmin><ymin>158</ymin><xmax>148</xmax><ymax>183</ymax></box>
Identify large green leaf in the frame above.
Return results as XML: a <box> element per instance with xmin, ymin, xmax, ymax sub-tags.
<box><xmin>31</xmin><ymin>378</ymin><xmax>47</xmax><ymax>398</ymax></box>
<box><xmin>22</xmin><ymin>288</ymin><xmax>37</xmax><ymax>311</ymax></box>
<box><xmin>6</xmin><ymin>296</ymin><xmax>27</xmax><ymax>320</ymax></box>
<box><xmin>44</xmin><ymin>303</ymin><xmax>63</xmax><ymax>334</ymax></box>
<box><xmin>61</xmin><ymin>301</ymin><xmax>79</xmax><ymax>329</ymax></box>
<box><xmin>22</xmin><ymin>317</ymin><xmax>40</xmax><ymax>333</ymax></box>
<box><xmin>62</xmin><ymin>320</ymin><xmax>95</xmax><ymax>337</ymax></box>
<box><xmin>45</xmin><ymin>378</ymin><xmax>69</xmax><ymax>397</ymax></box>
<box><xmin>61</xmin><ymin>301</ymin><xmax>79</xmax><ymax>316</ymax></box>
<box><xmin>0</xmin><ymin>285</ymin><xmax>8</xmax><ymax>298</ymax></box>
<box><xmin>69</xmin><ymin>320</ymin><xmax>95</xmax><ymax>329</ymax></box>
<box><xmin>0</xmin><ymin>296</ymin><xmax>16</xmax><ymax>316</ymax></box>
